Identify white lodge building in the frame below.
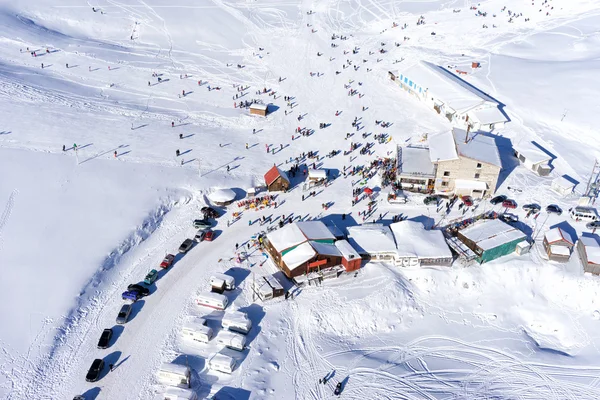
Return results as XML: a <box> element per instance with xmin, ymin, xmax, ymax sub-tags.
<box><xmin>389</xmin><ymin>61</ymin><xmax>509</xmax><ymax>131</ymax></box>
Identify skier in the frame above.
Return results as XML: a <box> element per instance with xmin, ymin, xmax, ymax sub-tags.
<box><xmin>171</xmin><ymin>121</ymin><xmax>175</xmax><ymax>128</ymax></box>
<box><xmin>41</xmin><ymin>63</ymin><xmax>44</xmax><ymax>69</ymax></box>
<box><xmin>176</xmin><ymin>149</ymin><xmax>180</xmax><ymax>156</ymax></box>
<box><xmin>148</xmin><ymin>81</ymin><xmax>150</xmax><ymax>86</ymax></box>
<box><xmin>109</xmin><ymin>364</ymin><xmax>114</xmax><ymax>372</ymax></box>
<box><xmin>227</xmin><ymin>165</ymin><xmax>230</xmax><ymax>172</ymax></box>
<box><xmin>114</xmin><ymin>151</ymin><xmax>117</xmax><ymax>158</ymax></box>
<box><xmin>182</xmin><ymin>90</ymin><xmax>185</xmax><ymax>96</ymax></box>
<box><xmin>66</xmin><ymin>63</ymin><xmax>69</xmax><ymax>68</ymax></box>
<box><xmin>245</xmin><ymin>143</ymin><xmax>249</xmax><ymax>149</ymax></box>
<box><xmin>179</xmin><ymin>133</ymin><xmax>183</xmax><ymax>139</ymax></box>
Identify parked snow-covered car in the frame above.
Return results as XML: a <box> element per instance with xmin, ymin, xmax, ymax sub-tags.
<box><xmin>128</xmin><ymin>283</ymin><xmax>150</xmax><ymax>296</ymax></box>
<box><xmin>157</xmin><ymin>363</ymin><xmax>191</xmax><ymax>389</ymax></box>
<box><xmin>97</xmin><ymin>328</ymin><xmax>113</xmax><ymax>349</ymax></box>
<box><xmin>193</xmin><ymin>219</ymin><xmax>211</xmax><ymax>230</ymax></box>
<box><xmin>546</xmin><ymin>204</ymin><xmax>563</xmax><ymax>215</ymax></box>
<box><xmin>194</xmin><ymin>230</ymin><xmax>207</xmax><ymax>242</ymax></box>
<box><xmin>122</xmin><ymin>290</ymin><xmax>141</xmax><ymax>302</ymax></box>
<box><xmin>160</xmin><ymin>254</ymin><xmax>175</xmax><ymax>269</ymax></box>
<box><xmin>490</xmin><ymin>195</ymin><xmax>507</xmax><ymax>205</ymax></box>
<box><xmin>144</xmin><ymin>269</ymin><xmax>158</xmax><ymax>285</ymax></box>
<box><xmin>201</xmin><ymin>206</ymin><xmax>220</xmax><ymax>219</ymax></box>
<box><xmin>208</xmin><ymin>351</ymin><xmax>236</xmax><ymax>374</ymax></box>
<box><xmin>85</xmin><ymin>359</ymin><xmax>104</xmax><ymax>382</ymax></box>
<box><xmin>522</xmin><ymin>203</ymin><xmax>541</xmax><ymax>212</ymax></box>
<box><xmin>116</xmin><ymin>303</ymin><xmax>132</xmax><ymax>324</ymax></box>
<box><xmin>179</xmin><ymin>238</ymin><xmax>194</xmax><ymax>253</ymax></box>
<box><xmin>222</xmin><ymin>310</ymin><xmax>252</xmax><ymax>335</ymax></box>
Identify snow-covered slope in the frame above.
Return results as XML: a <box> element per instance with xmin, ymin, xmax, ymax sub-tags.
<box><xmin>2</xmin><ymin>0</ymin><xmax>600</xmax><ymax>398</ymax></box>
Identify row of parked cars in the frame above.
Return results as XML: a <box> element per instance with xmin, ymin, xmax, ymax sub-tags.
<box><xmin>81</xmin><ymin>206</ymin><xmax>222</xmax><ymax>389</ymax></box>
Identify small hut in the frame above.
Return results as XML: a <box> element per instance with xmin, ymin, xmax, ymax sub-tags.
<box><xmin>551</xmin><ymin>176</ymin><xmax>575</xmax><ymax>196</ymax></box>
<box><xmin>335</xmin><ymin>240</ymin><xmax>361</xmax><ymax>272</ymax></box>
<box><xmin>264</xmin><ymin>165</ymin><xmax>290</xmax><ymax>192</ymax></box>
<box><xmin>543</xmin><ymin>227</ymin><xmax>574</xmax><ymax>262</ymax></box>
<box><xmin>249</xmin><ymin>103</ymin><xmax>268</xmax><ymax>117</ymax></box>
<box><xmin>578</xmin><ymin>237</ymin><xmax>600</xmax><ymax>275</ymax></box>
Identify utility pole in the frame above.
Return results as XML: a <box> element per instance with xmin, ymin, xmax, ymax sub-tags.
<box><xmin>75</xmin><ymin>147</ymin><xmax>79</xmax><ymax>165</ymax></box>
<box><xmin>584</xmin><ymin>159</ymin><xmax>600</xmax><ymax>204</ymax></box>
<box><xmin>560</xmin><ymin>109</ymin><xmax>568</xmax><ymax>122</ymax></box>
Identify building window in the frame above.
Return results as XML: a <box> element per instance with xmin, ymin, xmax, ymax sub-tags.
<box><xmin>441</xmin><ymin>181</ymin><xmax>448</xmax><ymax>187</ymax></box>
<box><xmin>476</xmin><ymin>163</ymin><xmax>482</xmax><ymax>168</ymax></box>
<box><xmin>474</xmin><ymin>173</ymin><xmax>480</xmax><ymax>179</ymax></box>
<box><xmin>443</xmin><ymin>171</ymin><xmax>450</xmax><ymax>177</ymax></box>
<box><xmin>404</xmin><ymin>77</ymin><xmax>408</xmax><ymax>83</ymax></box>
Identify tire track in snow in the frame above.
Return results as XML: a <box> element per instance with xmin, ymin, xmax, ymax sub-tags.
<box><xmin>0</xmin><ymin>189</ymin><xmax>17</xmax><ymax>253</ymax></box>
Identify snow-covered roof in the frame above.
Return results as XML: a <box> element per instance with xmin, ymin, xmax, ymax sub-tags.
<box><xmin>470</xmin><ymin>106</ymin><xmax>508</xmax><ymax>125</ymax></box>
<box><xmin>253</xmin><ymin>277</ymin><xmax>276</xmax><ymax>297</ymax></box>
<box><xmin>552</xmin><ymin>176</ymin><xmax>575</xmax><ymax>190</ymax></box>
<box><xmin>264</xmin><ymin>274</ymin><xmax>283</xmax><ymax>290</ymax></box>
<box><xmin>309</xmin><ymin>241</ymin><xmax>342</xmax><ymax>257</ymax></box>
<box><xmin>210</xmin><ymin>273</ymin><xmax>235</xmax><ymax>285</ymax></box>
<box><xmin>580</xmin><ymin>237</ymin><xmax>600</xmax><ymax>265</ymax></box>
<box><xmin>296</xmin><ymin>221</ymin><xmax>336</xmax><ymax>241</ymax></box>
<box><xmin>308</xmin><ymin>169</ymin><xmax>327</xmax><ymax>180</ymax></box>
<box><xmin>159</xmin><ymin>362</ymin><xmax>189</xmax><ymax>376</ymax></box>
<box><xmin>282</xmin><ymin>242</ymin><xmax>316</xmax><ymax>269</ymax></box>
<box><xmin>347</xmin><ymin>224</ymin><xmax>397</xmax><ymax>255</ymax></box>
<box><xmin>250</xmin><ymin>103</ymin><xmax>268</xmax><ymax>111</ymax></box>
<box><xmin>197</xmin><ymin>292</ymin><xmax>228</xmax><ymax>303</ymax></box>
<box><xmin>334</xmin><ymin>239</ymin><xmax>360</xmax><ymax>260</ymax></box>
<box><xmin>514</xmin><ymin>141</ymin><xmax>552</xmax><ymax>164</ymax></box>
<box><xmin>399</xmin><ymin>61</ymin><xmax>496</xmax><ymax>113</ymax></box>
<box><xmin>400</xmin><ymin>146</ymin><xmax>436</xmax><ymax>177</ymax></box>
<box><xmin>390</xmin><ymin>221</ymin><xmax>453</xmax><ymax>260</ymax></box>
<box><xmin>267</xmin><ymin>223</ymin><xmax>307</xmax><ymax>252</ymax></box>
<box><xmin>428</xmin><ymin>131</ymin><xmax>458</xmax><ymax>162</ymax></box>
<box><xmin>210</xmin><ymin>351</ymin><xmax>234</xmax><ymax>366</ymax></box>
<box><xmin>550</xmin><ymin>245</ymin><xmax>571</xmax><ymax>256</ymax></box>
<box><xmin>460</xmin><ymin>219</ymin><xmax>526</xmax><ymax>251</ymax></box>
<box><xmin>454</xmin><ymin>179</ymin><xmax>487</xmax><ymax>191</ymax></box>
<box><xmin>208</xmin><ymin>188</ymin><xmax>236</xmax><ymax>203</ymax></box>
<box><xmin>545</xmin><ymin>227</ymin><xmax>574</xmax><ymax>245</ymax></box>
<box><xmin>453</xmin><ymin>129</ymin><xmax>502</xmax><ymax>168</ymax></box>
<box><xmin>164</xmin><ymin>387</ymin><xmax>196</xmax><ymax>399</ymax></box>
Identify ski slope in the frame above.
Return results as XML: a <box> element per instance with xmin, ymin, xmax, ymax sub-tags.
<box><xmin>2</xmin><ymin>0</ymin><xmax>600</xmax><ymax>398</ymax></box>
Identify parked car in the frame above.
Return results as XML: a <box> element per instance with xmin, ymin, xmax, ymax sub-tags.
<box><xmin>522</xmin><ymin>203</ymin><xmax>541</xmax><ymax>212</ymax></box>
<box><xmin>461</xmin><ymin>196</ymin><xmax>473</xmax><ymax>207</ymax></box>
<box><xmin>128</xmin><ymin>284</ymin><xmax>150</xmax><ymax>296</ymax></box>
<box><xmin>160</xmin><ymin>254</ymin><xmax>175</xmax><ymax>269</ymax></box>
<box><xmin>193</xmin><ymin>219</ymin><xmax>212</xmax><ymax>230</ymax></box>
<box><xmin>334</xmin><ymin>382</ymin><xmax>343</xmax><ymax>395</ymax></box>
<box><xmin>502</xmin><ymin>199</ymin><xmax>517</xmax><ymax>209</ymax></box>
<box><xmin>122</xmin><ymin>290</ymin><xmax>141</xmax><ymax>302</ymax></box>
<box><xmin>201</xmin><ymin>206</ymin><xmax>220</xmax><ymax>219</ymax></box>
<box><xmin>85</xmin><ymin>359</ymin><xmax>105</xmax><ymax>382</ymax></box>
<box><xmin>144</xmin><ymin>269</ymin><xmax>159</xmax><ymax>285</ymax></box>
<box><xmin>546</xmin><ymin>204</ymin><xmax>563</xmax><ymax>215</ymax></box>
<box><xmin>586</xmin><ymin>221</ymin><xmax>600</xmax><ymax>229</ymax></box>
<box><xmin>423</xmin><ymin>195</ymin><xmax>438</xmax><ymax>206</ymax></box>
<box><xmin>194</xmin><ymin>230</ymin><xmax>207</xmax><ymax>242</ymax></box>
<box><xmin>179</xmin><ymin>238</ymin><xmax>194</xmax><ymax>253</ymax></box>
<box><xmin>204</xmin><ymin>230</ymin><xmax>215</xmax><ymax>242</ymax></box>
<box><xmin>116</xmin><ymin>304</ymin><xmax>132</xmax><ymax>324</ymax></box>
<box><xmin>490</xmin><ymin>195</ymin><xmax>507</xmax><ymax>205</ymax></box>
<box><xmin>73</xmin><ymin>396</ymin><xmax>85</xmax><ymax>400</ymax></box>
<box><xmin>97</xmin><ymin>328</ymin><xmax>113</xmax><ymax>349</ymax></box>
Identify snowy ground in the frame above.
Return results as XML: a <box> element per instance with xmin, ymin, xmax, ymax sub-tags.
<box><xmin>2</xmin><ymin>0</ymin><xmax>600</xmax><ymax>398</ymax></box>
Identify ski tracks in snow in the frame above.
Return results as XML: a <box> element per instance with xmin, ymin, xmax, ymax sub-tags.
<box><xmin>0</xmin><ymin>189</ymin><xmax>17</xmax><ymax>253</ymax></box>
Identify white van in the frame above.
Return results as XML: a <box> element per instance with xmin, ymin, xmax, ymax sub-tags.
<box><xmin>208</xmin><ymin>351</ymin><xmax>237</xmax><ymax>374</ymax></box>
<box><xmin>157</xmin><ymin>362</ymin><xmax>191</xmax><ymax>388</ymax></box>
<box><xmin>163</xmin><ymin>387</ymin><xmax>198</xmax><ymax>400</ymax></box>
<box><xmin>570</xmin><ymin>206</ymin><xmax>598</xmax><ymax>222</ymax></box>
<box><xmin>210</xmin><ymin>273</ymin><xmax>235</xmax><ymax>290</ymax></box>
<box><xmin>197</xmin><ymin>292</ymin><xmax>229</xmax><ymax>310</ymax></box>
<box><xmin>216</xmin><ymin>330</ymin><xmax>246</xmax><ymax>351</ymax></box>
<box><xmin>222</xmin><ymin>311</ymin><xmax>252</xmax><ymax>335</ymax></box>
<box><xmin>181</xmin><ymin>320</ymin><xmax>213</xmax><ymax>344</ymax></box>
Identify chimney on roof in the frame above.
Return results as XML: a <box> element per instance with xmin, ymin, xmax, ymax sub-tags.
<box><xmin>465</xmin><ymin>125</ymin><xmax>471</xmax><ymax>144</ymax></box>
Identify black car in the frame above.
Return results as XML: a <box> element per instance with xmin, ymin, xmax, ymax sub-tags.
<box><xmin>500</xmin><ymin>213</ymin><xmax>519</xmax><ymax>223</ymax></box>
<box><xmin>334</xmin><ymin>382</ymin><xmax>343</xmax><ymax>395</ymax></box>
<box><xmin>490</xmin><ymin>195</ymin><xmax>507</xmax><ymax>205</ymax></box>
<box><xmin>127</xmin><ymin>283</ymin><xmax>150</xmax><ymax>296</ymax></box>
<box><xmin>85</xmin><ymin>359</ymin><xmax>105</xmax><ymax>382</ymax></box>
<box><xmin>522</xmin><ymin>203</ymin><xmax>541</xmax><ymax>212</ymax></box>
<box><xmin>546</xmin><ymin>204</ymin><xmax>563</xmax><ymax>215</ymax></box>
<box><xmin>201</xmin><ymin>206</ymin><xmax>219</xmax><ymax>219</ymax></box>
<box><xmin>97</xmin><ymin>328</ymin><xmax>113</xmax><ymax>349</ymax></box>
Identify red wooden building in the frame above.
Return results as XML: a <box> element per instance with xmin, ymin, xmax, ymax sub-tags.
<box><xmin>335</xmin><ymin>240</ymin><xmax>362</xmax><ymax>272</ymax></box>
